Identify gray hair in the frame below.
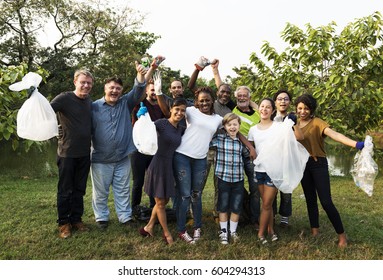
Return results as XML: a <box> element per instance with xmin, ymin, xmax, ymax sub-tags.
<box><xmin>234</xmin><ymin>86</ymin><xmax>251</xmax><ymax>98</ymax></box>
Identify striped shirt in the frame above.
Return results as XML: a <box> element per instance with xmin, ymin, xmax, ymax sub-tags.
<box><xmin>210</xmin><ymin>133</ymin><xmax>244</xmax><ymax>182</ymax></box>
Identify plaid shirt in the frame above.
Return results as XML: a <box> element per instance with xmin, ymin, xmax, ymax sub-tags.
<box><xmin>210</xmin><ymin>133</ymin><xmax>244</xmax><ymax>182</ymax></box>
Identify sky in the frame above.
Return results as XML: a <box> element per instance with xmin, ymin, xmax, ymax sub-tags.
<box><xmin>119</xmin><ymin>0</ymin><xmax>383</xmax><ymax>80</ymax></box>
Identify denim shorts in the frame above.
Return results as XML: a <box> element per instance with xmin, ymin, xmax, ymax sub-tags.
<box><xmin>255</xmin><ymin>172</ymin><xmax>275</xmax><ymax>187</ymax></box>
<box><xmin>217</xmin><ymin>178</ymin><xmax>244</xmax><ymax>214</ymax></box>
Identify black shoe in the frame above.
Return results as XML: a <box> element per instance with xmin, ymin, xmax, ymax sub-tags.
<box><xmin>96</xmin><ymin>221</ymin><xmax>109</xmax><ymax>229</ymax></box>
<box><xmin>122</xmin><ymin>219</ymin><xmax>137</xmax><ymax>226</ymax></box>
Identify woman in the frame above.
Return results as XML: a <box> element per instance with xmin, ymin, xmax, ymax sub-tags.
<box><xmin>173</xmin><ymin>87</ymin><xmax>223</xmax><ymax>244</ymax></box>
<box><xmin>295</xmin><ymin>93</ymin><xmax>364</xmax><ymax>248</ymax></box>
<box><xmin>248</xmin><ymin>98</ymin><xmax>304</xmax><ymax>245</ymax></box>
<box><xmin>139</xmin><ymin>98</ymin><xmax>188</xmax><ymax>245</ymax></box>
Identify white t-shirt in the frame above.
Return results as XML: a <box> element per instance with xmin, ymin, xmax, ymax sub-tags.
<box><xmin>176</xmin><ymin>106</ymin><xmax>222</xmax><ymax>159</ymax></box>
<box><xmin>248</xmin><ymin>122</ymin><xmax>281</xmax><ymax>172</ymax></box>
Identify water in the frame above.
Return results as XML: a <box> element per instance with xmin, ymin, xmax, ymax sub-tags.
<box><xmin>0</xmin><ymin>139</ymin><xmax>381</xmax><ymax>177</ymax></box>
<box><xmin>0</xmin><ymin>140</ymin><xmax>57</xmax><ymax>177</ymax></box>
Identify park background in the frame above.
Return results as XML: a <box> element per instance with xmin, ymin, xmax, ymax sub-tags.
<box><xmin>0</xmin><ymin>0</ymin><xmax>383</xmax><ymax>263</ymax></box>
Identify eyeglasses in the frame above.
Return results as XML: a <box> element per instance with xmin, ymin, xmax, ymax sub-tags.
<box><xmin>276</xmin><ymin>97</ymin><xmax>290</xmax><ymax>102</ymax></box>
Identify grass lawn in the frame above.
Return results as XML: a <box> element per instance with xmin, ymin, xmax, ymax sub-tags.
<box><xmin>0</xmin><ymin>169</ymin><xmax>382</xmax><ymax>260</ymax></box>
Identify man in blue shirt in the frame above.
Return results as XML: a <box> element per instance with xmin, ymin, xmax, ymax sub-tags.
<box><xmin>90</xmin><ymin>61</ymin><xmax>147</xmax><ymax>229</ymax></box>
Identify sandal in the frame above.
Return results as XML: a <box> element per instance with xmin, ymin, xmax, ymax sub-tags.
<box><xmin>258</xmin><ymin>236</ymin><xmax>268</xmax><ymax>245</ymax></box>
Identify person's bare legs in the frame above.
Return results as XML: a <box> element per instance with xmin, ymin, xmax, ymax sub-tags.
<box><xmin>154</xmin><ymin>197</ymin><xmax>173</xmax><ymax>244</ymax></box>
<box><xmin>338</xmin><ymin>232</ymin><xmax>347</xmax><ymax>248</ymax></box>
<box><xmin>258</xmin><ymin>184</ymin><xmax>277</xmax><ymax>239</ymax></box>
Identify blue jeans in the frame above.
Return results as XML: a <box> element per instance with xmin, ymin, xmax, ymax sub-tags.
<box><xmin>91</xmin><ymin>156</ymin><xmax>132</xmax><ymax>223</ymax></box>
<box><xmin>173</xmin><ymin>152</ymin><xmax>207</xmax><ymax>233</ymax></box>
<box><xmin>217</xmin><ymin>178</ymin><xmax>244</xmax><ymax>214</ymax></box>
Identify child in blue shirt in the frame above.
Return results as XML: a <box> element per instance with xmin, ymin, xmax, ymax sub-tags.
<box><xmin>210</xmin><ymin>113</ymin><xmax>244</xmax><ymax>244</ymax></box>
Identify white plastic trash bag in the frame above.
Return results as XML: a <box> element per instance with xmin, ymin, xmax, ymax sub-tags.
<box><xmin>132</xmin><ymin>113</ymin><xmax>158</xmax><ymax>155</ymax></box>
<box><xmin>9</xmin><ymin>72</ymin><xmax>58</xmax><ymax>141</ymax></box>
<box><xmin>254</xmin><ymin>118</ymin><xmax>310</xmax><ymax>193</ymax></box>
<box><xmin>350</xmin><ymin>135</ymin><xmax>378</xmax><ymax>197</ymax></box>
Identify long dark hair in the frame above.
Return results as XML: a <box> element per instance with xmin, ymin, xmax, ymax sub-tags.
<box><xmin>259</xmin><ymin>97</ymin><xmax>277</xmax><ymax>120</ymax></box>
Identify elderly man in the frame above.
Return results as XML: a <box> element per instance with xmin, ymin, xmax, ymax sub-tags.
<box><xmin>90</xmin><ymin>61</ymin><xmax>148</xmax><ymax>229</ymax></box>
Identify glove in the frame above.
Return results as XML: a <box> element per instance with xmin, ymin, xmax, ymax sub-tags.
<box><xmin>287</xmin><ymin>112</ymin><xmax>297</xmax><ymax>125</ymax></box>
<box><xmin>195</xmin><ymin>56</ymin><xmax>211</xmax><ymax>71</ymax></box>
<box><xmin>153</xmin><ymin>71</ymin><xmax>163</xmax><ymax>95</ymax></box>
<box><xmin>356</xmin><ymin>141</ymin><xmax>364</xmax><ymax>150</ymax></box>
<box><xmin>136</xmin><ymin>102</ymin><xmax>148</xmax><ymax>118</ymax></box>
<box><xmin>27</xmin><ymin>86</ymin><xmax>36</xmax><ymax>98</ymax></box>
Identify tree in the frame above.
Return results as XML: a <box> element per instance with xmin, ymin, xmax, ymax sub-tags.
<box><xmin>230</xmin><ymin>12</ymin><xmax>383</xmax><ymax>137</ymax></box>
<box><xmin>0</xmin><ymin>0</ymin><xmax>162</xmax><ymax>151</ymax></box>
<box><xmin>0</xmin><ymin>0</ymin><xmax>159</xmax><ymax>98</ymax></box>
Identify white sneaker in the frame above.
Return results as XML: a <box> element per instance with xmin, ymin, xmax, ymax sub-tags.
<box><xmin>219</xmin><ymin>229</ymin><xmax>228</xmax><ymax>245</ymax></box>
<box><xmin>193</xmin><ymin>228</ymin><xmax>201</xmax><ymax>241</ymax></box>
<box><xmin>230</xmin><ymin>231</ymin><xmax>239</xmax><ymax>243</ymax></box>
<box><xmin>271</xmin><ymin>233</ymin><xmax>279</xmax><ymax>242</ymax></box>
<box><xmin>178</xmin><ymin>231</ymin><xmax>195</xmax><ymax>244</ymax></box>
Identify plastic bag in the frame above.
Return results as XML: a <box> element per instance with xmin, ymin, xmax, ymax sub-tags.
<box><xmin>350</xmin><ymin>135</ymin><xmax>378</xmax><ymax>197</ymax></box>
<box><xmin>9</xmin><ymin>72</ymin><xmax>58</xmax><ymax>141</ymax></box>
<box><xmin>132</xmin><ymin>113</ymin><xmax>158</xmax><ymax>155</ymax></box>
<box><xmin>254</xmin><ymin>118</ymin><xmax>310</xmax><ymax>193</ymax></box>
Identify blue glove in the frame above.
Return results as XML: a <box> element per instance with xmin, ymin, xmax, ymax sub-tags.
<box><xmin>287</xmin><ymin>112</ymin><xmax>297</xmax><ymax>125</ymax></box>
<box><xmin>356</xmin><ymin>141</ymin><xmax>364</xmax><ymax>150</ymax></box>
<box><xmin>136</xmin><ymin>102</ymin><xmax>148</xmax><ymax>118</ymax></box>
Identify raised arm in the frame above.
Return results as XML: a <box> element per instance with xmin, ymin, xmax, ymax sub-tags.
<box><xmin>145</xmin><ymin>55</ymin><xmax>165</xmax><ymax>82</ymax></box>
<box><xmin>211</xmin><ymin>59</ymin><xmax>223</xmax><ymax>88</ymax></box>
<box><xmin>153</xmin><ymin>71</ymin><xmax>171</xmax><ymax>118</ymax></box>
<box><xmin>188</xmin><ymin>56</ymin><xmax>211</xmax><ymax>92</ymax></box>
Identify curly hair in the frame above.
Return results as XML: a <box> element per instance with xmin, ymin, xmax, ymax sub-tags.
<box><xmin>294</xmin><ymin>94</ymin><xmax>317</xmax><ymax>116</ymax></box>
<box><xmin>194</xmin><ymin>86</ymin><xmax>215</xmax><ymax>115</ymax></box>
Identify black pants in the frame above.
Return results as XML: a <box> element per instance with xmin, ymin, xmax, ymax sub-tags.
<box><xmin>56</xmin><ymin>156</ymin><xmax>90</xmax><ymax>225</ymax></box>
<box><xmin>301</xmin><ymin>157</ymin><xmax>344</xmax><ymax>234</ymax></box>
<box><xmin>273</xmin><ymin>191</ymin><xmax>292</xmax><ymax>217</ymax></box>
<box><xmin>131</xmin><ymin>151</ymin><xmax>155</xmax><ymax>208</ymax></box>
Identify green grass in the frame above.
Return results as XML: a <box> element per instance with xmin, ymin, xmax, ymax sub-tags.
<box><xmin>0</xmin><ymin>171</ymin><xmax>382</xmax><ymax>260</ymax></box>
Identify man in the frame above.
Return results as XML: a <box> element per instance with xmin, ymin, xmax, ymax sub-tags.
<box><xmin>272</xmin><ymin>89</ymin><xmax>295</xmax><ymax>227</ymax></box>
<box><xmin>131</xmin><ymin>79</ymin><xmax>165</xmax><ymax>218</ymax></box>
<box><xmin>232</xmin><ymin>85</ymin><xmax>261</xmax><ymax>229</ymax></box>
<box><xmin>50</xmin><ymin>69</ymin><xmax>94</xmax><ymax>239</ymax></box>
<box><xmin>90</xmin><ymin>61</ymin><xmax>147</xmax><ymax>229</ymax></box>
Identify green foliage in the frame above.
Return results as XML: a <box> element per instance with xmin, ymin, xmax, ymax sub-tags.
<box><xmin>0</xmin><ymin>0</ymin><xmax>159</xmax><ymax>100</ymax></box>
<box><xmin>0</xmin><ymin>0</ymin><xmax>164</xmax><ymax>151</ymax></box>
<box><xmin>230</xmin><ymin>12</ymin><xmax>383</xmax><ymax>137</ymax></box>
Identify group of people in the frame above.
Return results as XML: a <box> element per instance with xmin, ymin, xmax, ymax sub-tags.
<box><xmin>48</xmin><ymin>56</ymin><xmax>365</xmax><ymax>248</ymax></box>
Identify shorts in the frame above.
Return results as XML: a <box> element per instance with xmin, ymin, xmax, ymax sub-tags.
<box><xmin>254</xmin><ymin>172</ymin><xmax>275</xmax><ymax>187</ymax></box>
<box><xmin>217</xmin><ymin>178</ymin><xmax>244</xmax><ymax>214</ymax></box>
